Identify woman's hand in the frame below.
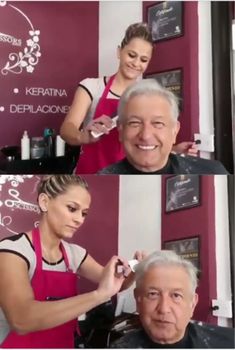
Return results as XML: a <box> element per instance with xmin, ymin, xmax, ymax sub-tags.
<box><xmin>85</xmin><ymin>115</ymin><xmax>114</xmax><ymax>143</ymax></box>
<box><xmin>172</xmin><ymin>141</ymin><xmax>198</xmax><ymax>157</ymax></box>
<box><xmin>96</xmin><ymin>256</ymin><xmax>126</xmax><ymax>301</ymax></box>
<box><xmin>120</xmin><ymin>250</ymin><xmax>147</xmax><ymax>291</ymax></box>
<box><xmin>134</xmin><ymin>250</ymin><xmax>147</xmax><ymax>262</ymax></box>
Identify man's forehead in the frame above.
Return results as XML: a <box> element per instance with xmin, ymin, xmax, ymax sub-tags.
<box><xmin>125</xmin><ymin>94</ymin><xmax>172</xmax><ymax>114</ymax></box>
<box><xmin>142</xmin><ymin>265</ymin><xmax>191</xmax><ymax>284</ymax></box>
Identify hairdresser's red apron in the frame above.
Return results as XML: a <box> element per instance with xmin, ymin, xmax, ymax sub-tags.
<box><xmin>1</xmin><ymin>228</ymin><xmax>78</xmax><ymax>348</ymax></box>
<box><xmin>76</xmin><ymin>74</ymin><xmax>124</xmax><ymax>174</ymax></box>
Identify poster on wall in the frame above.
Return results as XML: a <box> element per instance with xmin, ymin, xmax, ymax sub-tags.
<box><xmin>145</xmin><ymin>68</ymin><xmax>183</xmax><ymax>110</ymax></box>
<box><xmin>165</xmin><ymin>175</ymin><xmax>200</xmax><ymax>212</ymax></box>
<box><xmin>164</xmin><ymin>236</ymin><xmax>200</xmax><ymax>269</ymax></box>
<box><xmin>147</xmin><ymin>1</ymin><xmax>183</xmax><ymax>42</ymax></box>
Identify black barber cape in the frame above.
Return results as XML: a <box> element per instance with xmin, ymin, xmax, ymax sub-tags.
<box><xmin>98</xmin><ymin>153</ymin><xmax>229</xmax><ymax>175</ymax></box>
<box><xmin>110</xmin><ymin>321</ymin><xmax>235</xmax><ymax>348</ymax></box>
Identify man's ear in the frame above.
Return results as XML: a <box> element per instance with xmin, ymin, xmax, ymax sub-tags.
<box><xmin>190</xmin><ymin>293</ymin><xmax>198</xmax><ymax>317</ymax></box>
<box><xmin>117</xmin><ymin>122</ymin><xmax>123</xmax><ymax>143</ymax></box>
<box><xmin>173</xmin><ymin>121</ymin><xmax>180</xmax><ymax>144</ymax></box>
<box><xmin>134</xmin><ymin>288</ymin><xmax>141</xmax><ymax>313</ymax></box>
<box><xmin>117</xmin><ymin>46</ymin><xmax>121</xmax><ymax>60</ymax></box>
<box><xmin>38</xmin><ymin>193</ymin><xmax>49</xmax><ymax>213</ymax></box>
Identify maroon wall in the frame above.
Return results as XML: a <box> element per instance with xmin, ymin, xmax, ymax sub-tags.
<box><xmin>143</xmin><ymin>1</ymin><xmax>199</xmax><ymax>143</ymax></box>
<box><xmin>76</xmin><ymin>175</ymin><xmax>119</xmax><ymax>293</ymax></box>
<box><xmin>161</xmin><ymin>175</ymin><xmax>217</xmax><ymax>324</ymax></box>
<box><xmin>0</xmin><ymin>175</ymin><xmax>119</xmax><ymax>294</ymax></box>
<box><xmin>0</xmin><ymin>1</ymin><xmax>99</xmax><ymax>148</ymax></box>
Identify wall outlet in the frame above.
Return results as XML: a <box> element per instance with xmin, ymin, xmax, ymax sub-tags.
<box><xmin>212</xmin><ymin>299</ymin><xmax>232</xmax><ymax>318</ymax></box>
<box><xmin>194</xmin><ymin>133</ymin><xmax>214</xmax><ymax>152</ymax></box>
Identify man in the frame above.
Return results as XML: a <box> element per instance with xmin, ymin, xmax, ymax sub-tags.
<box><xmin>98</xmin><ymin>80</ymin><xmax>228</xmax><ymax>174</ymax></box>
<box><xmin>111</xmin><ymin>251</ymin><xmax>234</xmax><ymax>348</ymax></box>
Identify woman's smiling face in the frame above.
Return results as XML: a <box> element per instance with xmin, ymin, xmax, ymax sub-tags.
<box><xmin>118</xmin><ymin>37</ymin><xmax>153</xmax><ymax>80</ymax></box>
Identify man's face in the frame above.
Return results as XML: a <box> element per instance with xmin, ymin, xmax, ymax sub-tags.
<box><xmin>135</xmin><ymin>265</ymin><xmax>198</xmax><ymax>344</ymax></box>
<box><xmin>118</xmin><ymin>94</ymin><xmax>180</xmax><ymax>172</ymax></box>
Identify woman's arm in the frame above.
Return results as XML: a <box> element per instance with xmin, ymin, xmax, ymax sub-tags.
<box><xmin>60</xmin><ymin>87</ymin><xmax>93</xmax><ymax>145</ymax></box>
<box><xmin>0</xmin><ymin>253</ymin><xmax>124</xmax><ymax>335</ymax></box>
<box><xmin>60</xmin><ymin>87</ymin><xmax>116</xmax><ymax>146</ymax></box>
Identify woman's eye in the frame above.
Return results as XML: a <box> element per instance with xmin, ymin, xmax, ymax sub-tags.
<box><xmin>128</xmin><ymin>53</ymin><xmax>136</xmax><ymax>58</ymax></box>
<box><xmin>67</xmin><ymin>205</ymin><xmax>76</xmax><ymax>213</ymax></box>
<box><xmin>82</xmin><ymin>211</ymin><xmax>88</xmax><ymax>218</ymax></box>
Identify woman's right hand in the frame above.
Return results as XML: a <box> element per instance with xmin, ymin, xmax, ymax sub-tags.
<box><xmin>85</xmin><ymin>115</ymin><xmax>114</xmax><ymax>142</ymax></box>
<box><xmin>96</xmin><ymin>256</ymin><xmax>126</xmax><ymax>301</ymax></box>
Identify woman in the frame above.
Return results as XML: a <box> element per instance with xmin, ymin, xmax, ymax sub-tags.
<box><xmin>0</xmin><ymin>175</ymin><xmax>140</xmax><ymax>348</ymax></box>
<box><xmin>60</xmin><ymin>23</ymin><xmax>197</xmax><ymax>174</ymax></box>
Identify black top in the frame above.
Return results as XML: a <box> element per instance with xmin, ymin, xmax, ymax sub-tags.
<box><xmin>110</xmin><ymin>321</ymin><xmax>235</xmax><ymax>348</ymax></box>
<box><xmin>98</xmin><ymin>154</ymin><xmax>229</xmax><ymax>175</ymax></box>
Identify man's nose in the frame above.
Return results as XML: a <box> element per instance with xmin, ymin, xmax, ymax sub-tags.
<box><xmin>138</xmin><ymin>123</ymin><xmax>154</xmax><ymax>141</ymax></box>
<box><xmin>156</xmin><ymin>295</ymin><xmax>171</xmax><ymax>314</ymax></box>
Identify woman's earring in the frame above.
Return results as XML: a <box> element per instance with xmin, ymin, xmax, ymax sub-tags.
<box><xmin>41</xmin><ymin>207</ymin><xmax>47</xmax><ymax>213</ymax></box>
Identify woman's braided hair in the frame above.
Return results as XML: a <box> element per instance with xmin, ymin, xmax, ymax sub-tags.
<box><xmin>37</xmin><ymin>175</ymin><xmax>89</xmax><ymax>199</ymax></box>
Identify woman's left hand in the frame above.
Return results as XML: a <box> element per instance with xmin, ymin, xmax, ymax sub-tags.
<box><xmin>133</xmin><ymin>250</ymin><xmax>147</xmax><ymax>262</ymax></box>
<box><xmin>172</xmin><ymin>141</ymin><xmax>198</xmax><ymax>157</ymax></box>
<box><xmin>120</xmin><ymin>250</ymin><xmax>147</xmax><ymax>291</ymax></box>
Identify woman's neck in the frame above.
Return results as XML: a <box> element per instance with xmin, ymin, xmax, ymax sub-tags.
<box><xmin>109</xmin><ymin>71</ymin><xmax>138</xmax><ymax>95</ymax></box>
<box><xmin>38</xmin><ymin>221</ymin><xmax>61</xmax><ymax>251</ymax></box>
<box><xmin>37</xmin><ymin>222</ymin><xmax>63</xmax><ymax>263</ymax></box>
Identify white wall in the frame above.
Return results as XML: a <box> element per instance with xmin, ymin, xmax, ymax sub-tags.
<box><xmin>232</xmin><ymin>20</ymin><xmax>235</xmax><ymax>168</ymax></box>
<box><xmin>198</xmin><ymin>2</ymin><xmax>214</xmax><ymax>160</ymax></box>
<box><xmin>214</xmin><ymin>175</ymin><xmax>232</xmax><ymax>327</ymax></box>
<box><xmin>99</xmin><ymin>1</ymin><xmax>142</xmax><ymax>76</ymax></box>
<box><xmin>118</xmin><ymin>175</ymin><xmax>162</xmax><ymax>313</ymax></box>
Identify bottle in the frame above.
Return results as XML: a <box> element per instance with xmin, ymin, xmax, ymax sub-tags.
<box><xmin>44</xmin><ymin>128</ymin><xmax>55</xmax><ymax>158</ymax></box>
<box><xmin>21</xmin><ymin>130</ymin><xmax>30</xmax><ymax>160</ymax></box>
<box><xmin>56</xmin><ymin>135</ymin><xmax>65</xmax><ymax>157</ymax></box>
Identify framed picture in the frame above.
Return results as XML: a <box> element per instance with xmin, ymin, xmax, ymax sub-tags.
<box><xmin>145</xmin><ymin>68</ymin><xmax>183</xmax><ymax>110</ymax></box>
<box><xmin>165</xmin><ymin>175</ymin><xmax>200</xmax><ymax>213</ymax></box>
<box><xmin>164</xmin><ymin>236</ymin><xmax>200</xmax><ymax>269</ymax></box>
<box><xmin>147</xmin><ymin>1</ymin><xmax>183</xmax><ymax>42</ymax></box>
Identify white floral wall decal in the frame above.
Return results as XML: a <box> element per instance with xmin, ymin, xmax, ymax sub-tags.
<box><xmin>1</xmin><ymin>3</ymin><xmax>41</xmax><ymax>75</ymax></box>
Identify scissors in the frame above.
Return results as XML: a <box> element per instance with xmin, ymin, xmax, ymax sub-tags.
<box><xmin>5</xmin><ymin>189</ymin><xmax>21</xmax><ymax>208</ymax></box>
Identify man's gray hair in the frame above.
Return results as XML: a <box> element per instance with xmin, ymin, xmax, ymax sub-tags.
<box><xmin>118</xmin><ymin>79</ymin><xmax>179</xmax><ymax>122</ymax></box>
<box><xmin>135</xmin><ymin>250</ymin><xmax>198</xmax><ymax>294</ymax></box>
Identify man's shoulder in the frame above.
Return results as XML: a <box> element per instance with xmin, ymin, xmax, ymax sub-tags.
<box><xmin>189</xmin><ymin>321</ymin><xmax>235</xmax><ymax>348</ymax></box>
<box><xmin>171</xmin><ymin>154</ymin><xmax>229</xmax><ymax>174</ymax></box>
<box><xmin>97</xmin><ymin>159</ymin><xmax>129</xmax><ymax>174</ymax></box>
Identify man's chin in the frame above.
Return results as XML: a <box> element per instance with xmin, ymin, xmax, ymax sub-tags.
<box><xmin>128</xmin><ymin>158</ymin><xmax>164</xmax><ymax>173</ymax></box>
<box><xmin>149</xmin><ymin>331</ymin><xmax>178</xmax><ymax>345</ymax></box>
